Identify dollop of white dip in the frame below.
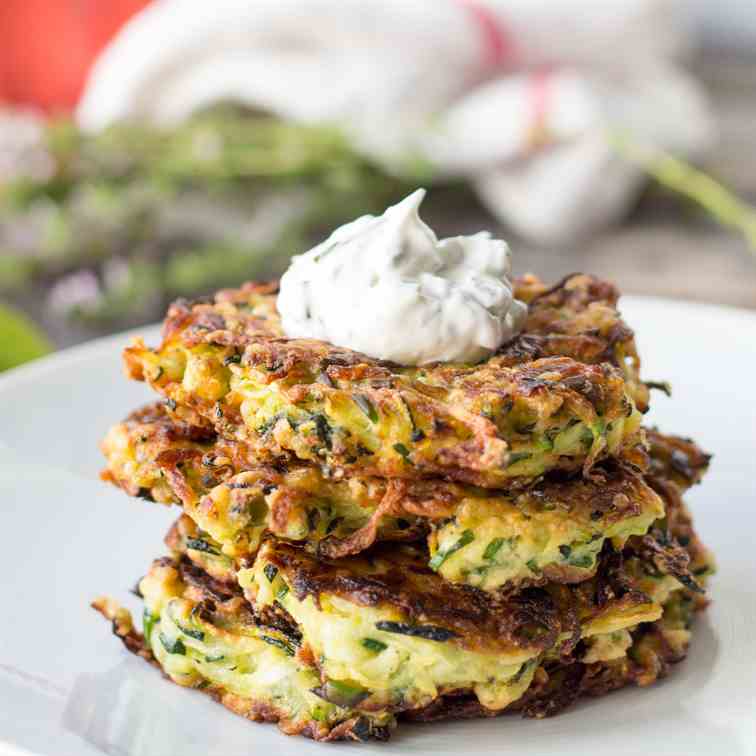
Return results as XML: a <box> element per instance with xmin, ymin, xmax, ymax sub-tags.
<box><xmin>277</xmin><ymin>189</ymin><xmax>527</xmax><ymax>365</ymax></box>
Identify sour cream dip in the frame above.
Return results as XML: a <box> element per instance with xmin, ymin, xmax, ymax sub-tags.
<box><xmin>277</xmin><ymin>189</ymin><xmax>526</xmax><ymax>365</ymax></box>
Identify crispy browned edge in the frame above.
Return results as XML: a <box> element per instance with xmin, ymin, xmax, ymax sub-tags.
<box><xmin>183</xmin><ymin>520</ymin><xmax>700</xmax><ymax>660</ymax></box>
<box><xmin>98</xmin><ymin>421</ymin><xmax>712</xmax><ymax>732</ymax></box>
<box><xmin>121</xmin><ymin>274</ymin><xmax>647</xmax><ymax>489</ymax></box>
<box><xmin>91</xmin><ymin>583</ymin><xmax>392</xmax><ymax>743</ymax></box>
<box><xmin>403</xmin><ymin>613</ymin><xmax>690</xmax><ymax>723</ymax></box>
<box><xmin>404</xmin><ymin>427</ymin><xmax>714</xmax><ymax>723</ymax></box>
<box><xmin>94</xmin><ymin>540</ymin><xmax>704</xmax><ymax>734</ymax></box>
<box><xmin>102</xmin><ymin>401</ymin><xmax>657</xmax><ymax>567</ymax></box>
<box><xmin>505</xmin><ymin>273</ymin><xmax>650</xmax><ymax>412</ymax></box>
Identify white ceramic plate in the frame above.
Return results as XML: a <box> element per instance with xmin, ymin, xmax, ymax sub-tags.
<box><xmin>1</xmin><ymin>296</ymin><xmax>755</xmax><ymax>756</ymax></box>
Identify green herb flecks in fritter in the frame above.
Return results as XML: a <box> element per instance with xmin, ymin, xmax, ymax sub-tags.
<box><xmin>103</xmin><ymin>404</ymin><xmax>662</xmax><ymax>591</ymax></box>
<box><xmin>509</xmin><ymin>273</ymin><xmax>649</xmax><ymax>412</ymax></box>
<box><xmin>237</xmin><ymin>540</ymin><xmax>667</xmax><ymax>714</ymax></box>
<box><xmin>123</xmin><ymin>280</ymin><xmax>646</xmax><ymax>489</ymax></box>
<box><xmin>404</xmin><ymin>589</ymin><xmax>701</xmax><ymax>724</ymax></box>
<box><xmin>94</xmin><ymin>557</ymin><xmax>395</xmax><ymax>742</ymax></box>
<box><xmin>428</xmin><ymin>466</ymin><xmax>664</xmax><ymax>590</ymax></box>
<box><xmin>101</xmin><ymin>403</ymin><xmax>424</xmax><ymax>560</ymax></box>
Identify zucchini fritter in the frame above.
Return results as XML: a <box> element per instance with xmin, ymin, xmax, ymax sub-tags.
<box><xmin>103</xmin><ymin>403</ymin><xmax>662</xmax><ymax>590</ymax></box>
<box><xmin>644</xmin><ymin>430</ymin><xmax>715</xmax><ymax>591</ymax></box>
<box><xmin>646</xmin><ymin>429</ymin><xmax>711</xmax><ymax>490</ymax></box>
<box><xmin>427</xmin><ymin>468</ymin><xmax>662</xmax><ymax>590</ymax></box>
<box><xmin>93</xmin><ymin>555</ymin><xmax>694</xmax><ymax>739</ymax></box>
<box><xmin>405</xmin><ymin>589</ymin><xmax>699</xmax><ymax>723</ymax></box>
<box><xmin>123</xmin><ymin>278</ymin><xmax>645</xmax><ymax>488</ymax></box>
<box><xmin>94</xmin><ymin>266</ymin><xmax>715</xmax><ymax>742</ymax></box>
<box><xmin>93</xmin><ymin>559</ymin><xmax>395</xmax><ymax>742</ymax></box>
<box><xmin>95</xmin><ymin>475</ymin><xmax>708</xmax><ymax>741</ymax></box>
<box><xmin>508</xmin><ymin>273</ymin><xmax>649</xmax><ymax>412</ymax></box>
<box><xmin>101</xmin><ymin>403</ymin><xmax>424</xmax><ymax>559</ymax></box>
<box><xmin>237</xmin><ymin>539</ymin><xmax>673</xmax><ymax>714</ymax></box>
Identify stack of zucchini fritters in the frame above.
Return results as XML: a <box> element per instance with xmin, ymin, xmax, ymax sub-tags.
<box><xmin>95</xmin><ymin>273</ymin><xmax>714</xmax><ymax>742</ymax></box>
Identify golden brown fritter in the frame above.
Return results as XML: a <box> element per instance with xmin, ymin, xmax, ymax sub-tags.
<box><xmin>101</xmin><ymin>403</ymin><xmax>425</xmax><ymax>559</ymax></box>
<box><xmin>95</xmin><ymin>532</ymin><xmax>704</xmax><ymax>738</ymax></box>
<box><xmin>646</xmin><ymin>429</ymin><xmax>712</xmax><ymax>490</ymax></box>
<box><xmin>92</xmin><ymin>566</ymin><xmax>394</xmax><ymax>743</ymax></box>
<box><xmin>403</xmin><ymin>590</ymin><xmax>697</xmax><ymax>723</ymax></box>
<box><xmin>239</xmin><ymin>534</ymin><xmax>696</xmax><ymax>713</ymax></box>
<box><xmin>507</xmin><ymin>273</ymin><xmax>649</xmax><ymax>412</ymax></box>
<box><xmin>246</xmin><ymin>539</ymin><xmax>571</xmax><ymax>657</ymax></box>
<box><xmin>644</xmin><ymin>430</ymin><xmax>715</xmax><ymax>597</ymax></box>
<box><xmin>122</xmin><ymin>277</ymin><xmax>646</xmax><ymax>489</ymax></box>
<box><xmin>103</xmin><ymin>403</ymin><xmax>662</xmax><ymax>589</ymax></box>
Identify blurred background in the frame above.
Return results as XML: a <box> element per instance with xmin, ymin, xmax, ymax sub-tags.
<box><xmin>1</xmin><ymin>0</ymin><xmax>755</xmax><ymax>371</ymax></box>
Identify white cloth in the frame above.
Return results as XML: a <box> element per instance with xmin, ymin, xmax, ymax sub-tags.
<box><xmin>77</xmin><ymin>0</ymin><xmax>714</xmax><ymax>243</ymax></box>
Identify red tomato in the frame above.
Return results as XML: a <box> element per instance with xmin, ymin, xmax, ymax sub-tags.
<box><xmin>0</xmin><ymin>0</ymin><xmax>152</xmax><ymax>114</ymax></box>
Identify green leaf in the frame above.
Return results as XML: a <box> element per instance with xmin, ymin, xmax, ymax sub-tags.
<box><xmin>361</xmin><ymin>638</ymin><xmax>388</xmax><ymax>653</ymax></box>
<box><xmin>186</xmin><ymin>537</ymin><xmax>220</xmax><ymax>556</ymax></box>
<box><xmin>354</xmin><ymin>394</ymin><xmax>379</xmax><ymax>423</ymax></box>
<box><xmin>393</xmin><ymin>443</ymin><xmax>411</xmax><ymax>461</ymax></box>
<box><xmin>429</xmin><ymin>530</ymin><xmax>475</xmax><ymax>571</ymax></box>
<box><xmin>159</xmin><ymin>633</ymin><xmax>186</xmax><ymax>655</ymax></box>
<box><xmin>0</xmin><ymin>303</ymin><xmax>51</xmax><ymax>372</ymax></box>
<box><xmin>142</xmin><ymin>609</ymin><xmax>159</xmax><ymax>643</ymax></box>
<box><xmin>505</xmin><ymin>451</ymin><xmax>531</xmax><ymax>468</ymax></box>
<box><xmin>483</xmin><ymin>537</ymin><xmax>506</xmax><ymax>561</ymax></box>
<box><xmin>177</xmin><ymin>622</ymin><xmax>205</xmax><ymax>641</ymax></box>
